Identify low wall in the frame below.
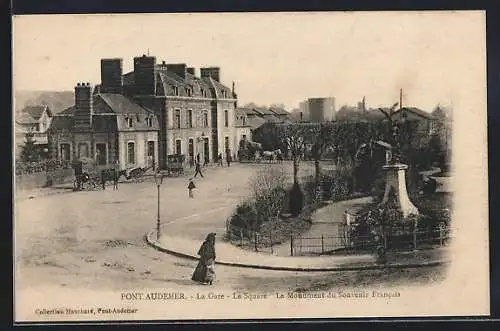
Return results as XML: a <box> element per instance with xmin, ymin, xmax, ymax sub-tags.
<box><xmin>15</xmin><ymin>168</ymin><xmax>74</xmax><ymax>191</ymax></box>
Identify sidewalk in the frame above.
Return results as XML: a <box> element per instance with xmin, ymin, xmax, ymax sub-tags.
<box><xmin>146</xmin><ymin>230</ymin><xmax>450</xmax><ymax>272</ymax></box>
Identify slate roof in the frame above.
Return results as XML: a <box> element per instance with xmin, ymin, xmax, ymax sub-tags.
<box><xmin>16</xmin><ymin>105</ymin><xmax>51</xmax><ymax>124</ymax></box>
<box><xmin>49</xmin><ymin>94</ymin><xmax>159</xmax><ymax>132</ymax></box>
<box><xmin>392</xmin><ymin>107</ymin><xmax>434</xmax><ymax>120</ymax></box>
<box><xmin>269</xmin><ymin>107</ymin><xmax>290</xmax><ymax>116</ymax></box>
<box><xmin>253</xmin><ymin>107</ymin><xmax>275</xmax><ymax>116</ymax></box>
<box><xmin>237</xmin><ymin>107</ymin><xmax>260</xmax><ymax>116</ymax></box>
<box><xmin>246</xmin><ymin>116</ymin><xmax>267</xmax><ymax>130</ymax></box>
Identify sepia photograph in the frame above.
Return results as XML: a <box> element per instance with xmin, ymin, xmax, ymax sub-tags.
<box><xmin>12</xmin><ymin>11</ymin><xmax>489</xmax><ymax>322</ymax></box>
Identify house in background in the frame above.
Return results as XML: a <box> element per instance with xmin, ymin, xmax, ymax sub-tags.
<box><xmin>15</xmin><ymin>105</ymin><xmax>53</xmax><ymax>159</ymax></box>
<box><xmin>234</xmin><ymin>108</ymin><xmax>253</xmax><ymax>155</ymax></box>
<box><xmin>48</xmin><ymin>82</ymin><xmax>159</xmax><ymax>170</ymax></box>
<box><xmin>391</xmin><ymin>107</ymin><xmax>436</xmax><ymax>135</ymax></box>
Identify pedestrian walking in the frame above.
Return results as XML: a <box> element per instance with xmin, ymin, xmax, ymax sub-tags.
<box><xmin>204</xmin><ymin>155</ymin><xmax>209</xmax><ymax>167</ymax></box>
<box><xmin>218</xmin><ymin>153</ymin><xmax>223</xmax><ymax>167</ymax></box>
<box><xmin>192</xmin><ymin>233</ymin><xmax>217</xmax><ymax>285</ymax></box>
<box><xmin>194</xmin><ymin>160</ymin><xmax>204</xmax><ymax>178</ymax></box>
<box><xmin>196</xmin><ymin>153</ymin><xmax>201</xmax><ymax>164</ymax></box>
<box><xmin>226</xmin><ymin>153</ymin><xmax>232</xmax><ymax>167</ymax></box>
<box><xmin>101</xmin><ymin>169</ymin><xmax>106</xmax><ymax>190</ymax></box>
<box><xmin>188</xmin><ymin>178</ymin><xmax>196</xmax><ymax>198</ymax></box>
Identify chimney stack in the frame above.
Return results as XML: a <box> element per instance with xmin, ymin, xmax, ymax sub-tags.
<box><xmin>74</xmin><ymin>82</ymin><xmax>93</xmax><ymax>129</ymax></box>
<box><xmin>133</xmin><ymin>55</ymin><xmax>157</xmax><ymax>95</ymax></box>
<box><xmin>100</xmin><ymin>58</ymin><xmax>123</xmax><ymax>94</ymax></box>
<box><xmin>200</xmin><ymin>67</ymin><xmax>220</xmax><ymax>82</ymax></box>
<box><xmin>166</xmin><ymin>63</ymin><xmax>187</xmax><ymax>79</ymax></box>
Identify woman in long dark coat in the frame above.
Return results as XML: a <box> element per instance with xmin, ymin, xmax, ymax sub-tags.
<box><xmin>192</xmin><ymin>233</ymin><xmax>216</xmax><ymax>285</ymax></box>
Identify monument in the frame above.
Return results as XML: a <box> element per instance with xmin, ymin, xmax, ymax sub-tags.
<box><xmin>377</xmin><ymin>105</ymin><xmax>419</xmax><ymax>218</ymax></box>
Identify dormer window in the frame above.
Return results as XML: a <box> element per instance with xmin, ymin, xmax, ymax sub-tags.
<box><xmin>126</xmin><ymin>117</ymin><xmax>133</xmax><ymax>128</ymax></box>
<box><xmin>147</xmin><ymin>116</ymin><xmax>153</xmax><ymax>127</ymax></box>
<box><xmin>186</xmin><ymin>88</ymin><xmax>192</xmax><ymax>97</ymax></box>
<box><xmin>172</xmin><ymin>86</ymin><xmax>179</xmax><ymax>96</ymax></box>
<box><xmin>200</xmin><ymin>88</ymin><xmax>205</xmax><ymax>97</ymax></box>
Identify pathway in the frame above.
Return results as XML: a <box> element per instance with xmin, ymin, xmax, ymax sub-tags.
<box><xmin>272</xmin><ymin>196</ymin><xmax>374</xmax><ymax>256</ymax></box>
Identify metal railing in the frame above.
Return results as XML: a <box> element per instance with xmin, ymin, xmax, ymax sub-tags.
<box><xmin>225</xmin><ymin>217</ymin><xmax>452</xmax><ymax>257</ymax></box>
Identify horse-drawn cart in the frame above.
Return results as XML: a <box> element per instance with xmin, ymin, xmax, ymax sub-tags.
<box><xmin>72</xmin><ymin>157</ymin><xmax>103</xmax><ymax>191</ymax></box>
<box><xmin>166</xmin><ymin>154</ymin><xmax>185</xmax><ymax>176</ymax></box>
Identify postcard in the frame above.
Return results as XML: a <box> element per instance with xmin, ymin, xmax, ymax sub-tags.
<box><xmin>12</xmin><ymin>11</ymin><xmax>489</xmax><ymax>322</ymax></box>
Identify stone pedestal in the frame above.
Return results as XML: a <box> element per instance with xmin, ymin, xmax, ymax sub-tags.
<box><xmin>381</xmin><ymin>163</ymin><xmax>419</xmax><ymax>217</ymax></box>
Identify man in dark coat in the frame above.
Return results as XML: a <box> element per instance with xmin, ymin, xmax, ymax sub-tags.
<box><xmin>194</xmin><ymin>160</ymin><xmax>204</xmax><ymax>178</ymax></box>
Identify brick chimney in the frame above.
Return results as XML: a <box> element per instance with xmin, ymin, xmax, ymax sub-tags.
<box><xmin>100</xmin><ymin>58</ymin><xmax>123</xmax><ymax>94</ymax></box>
<box><xmin>74</xmin><ymin>82</ymin><xmax>93</xmax><ymax>129</ymax></box>
<box><xmin>200</xmin><ymin>67</ymin><xmax>220</xmax><ymax>82</ymax></box>
<box><xmin>133</xmin><ymin>55</ymin><xmax>157</xmax><ymax>95</ymax></box>
<box><xmin>166</xmin><ymin>64</ymin><xmax>187</xmax><ymax>79</ymax></box>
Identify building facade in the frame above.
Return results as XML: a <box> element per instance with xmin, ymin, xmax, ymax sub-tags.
<box><xmin>15</xmin><ymin>105</ymin><xmax>53</xmax><ymax>159</ymax></box>
<box><xmin>99</xmin><ymin>55</ymin><xmax>239</xmax><ymax>168</ymax></box>
<box><xmin>48</xmin><ymin>82</ymin><xmax>160</xmax><ymax>169</ymax></box>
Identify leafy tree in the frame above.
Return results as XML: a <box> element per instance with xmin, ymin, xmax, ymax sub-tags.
<box><xmin>252</xmin><ymin>122</ymin><xmax>285</xmax><ymax>151</ymax></box>
<box><xmin>20</xmin><ymin>132</ymin><xmax>40</xmax><ymax>162</ymax></box>
<box><xmin>276</xmin><ymin>123</ymin><xmax>309</xmax><ymax>184</ymax></box>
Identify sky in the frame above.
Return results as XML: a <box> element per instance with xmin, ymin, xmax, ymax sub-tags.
<box><xmin>13</xmin><ymin>11</ymin><xmax>486</xmax><ymax>111</ymax></box>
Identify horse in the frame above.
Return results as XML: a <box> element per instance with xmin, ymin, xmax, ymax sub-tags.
<box><xmin>262</xmin><ymin>150</ymin><xmax>276</xmax><ymax>163</ymax></box>
<box><xmin>101</xmin><ymin>168</ymin><xmax>128</xmax><ymax>190</ymax></box>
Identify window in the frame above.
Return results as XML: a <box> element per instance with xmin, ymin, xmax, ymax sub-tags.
<box><xmin>188</xmin><ymin>138</ymin><xmax>194</xmax><ymax>158</ymax></box>
<box><xmin>127</xmin><ymin>142</ymin><xmax>135</xmax><ymax>164</ymax></box>
<box><xmin>96</xmin><ymin>143</ymin><xmax>107</xmax><ymax>165</ymax></box>
<box><xmin>173</xmin><ymin>86</ymin><xmax>179</xmax><ymax>96</ymax></box>
<box><xmin>126</xmin><ymin>117</ymin><xmax>133</xmax><ymax>128</ymax></box>
<box><xmin>187</xmin><ymin>110</ymin><xmax>193</xmax><ymax>128</ymax></box>
<box><xmin>147</xmin><ymin>141</ymin><xmax>155</xmax><ymax>168</ymax></box>
<box><xmin>200</xmin><ymin>88</ymin><xmax>205</xmax><ymax>97</ymax></box>
<box><xmin>147</xmin><ymin>116</ymin><xmax>153</xmax><ymax>127</ymax></box>
<box><xmin>175</xmin><ymin>139</ymin><xmax>182</xmax><ymax>155</ymax></box>
<box><xmin>202</xmin><ymin>111</ymin><xmax>209</xmax><ymax>128</ymax></box>
<box><xmin>35</xmin><ymin>124</ymin><xmax>40</xmax><ymax>132</ymax></box>
<box><xmin>242</xmin><ymin>134</ymin><xmax>247</xmax><ymax>141</ymax></box>
<box><xmin>60</xmin><ymin>143</ymin><xmax>71</xmax><ymax>161</ymax></box>
<box><xmin>174</xmin><ymin>109</ymin><xmax>181</xmax><ymax>129</ymax></box>
<box><xmin>224</xmin><ymin>136</ymin><xmax>230</xmax><ymax>154</ymax></box>
<box><xmin>186</xmin><ymin>88</ymin><xmax>192</xmax><ymax>97</ymax></box>
<box><xmin>224</xmin><ymin>110</ymin><xmax>229</xmax><ymax>127</ymax></box>
<box><xmin>78</xmin><ymin>143</ymin><xmax>89</xmax><ymax>159</ymax></box>
<box><xmin>242</xmin><ymin>116</ymin><xmax>247</xmax><ymax>126</ymax></box>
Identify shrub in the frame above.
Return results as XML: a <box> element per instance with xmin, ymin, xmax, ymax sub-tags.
<box><xmin>288</xmin><ymin>182</ymin><xmax>304</xmax><ymax>217</ymax></box>
<box><xmin>229</xmin><ymin>201</ymin><xmax>259</xmax><ymax>235</ymax></box>
<box><xmin>329</xmin><ymin>175</ymin><xmax>353</xmax><ymax>201</ymax></box>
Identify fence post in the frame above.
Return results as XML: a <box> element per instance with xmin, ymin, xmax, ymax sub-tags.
<box><xmin>270</xmin><ymin>232</ymin><xmax>273</xmax><ymax>255</ymax></box>
<box><xmin>254</xmin><ymin>232</ymin><xmax>258</xmax><ymax>252</ymax></box>
<box><xmin>290</xmin><ymin>235</ymin><xmax>294</xmax><ymax>256</ymax></box>
<box><xmin>321</xmin><ymin>234</ymin><xmax>325</xmax><ymax>254</ymax></box>
<box><xmin>413</xmin><ymin>227</ymin><xmax>417</xmax><ymax>251</ymax></box>
<box><xmin>439</xmin><ymin>224</ymin><xmax>444</xmax><ymax>247</ymax></box>
<box><xmin>240</xmin><ymin>229</ymin><xmax>243</xmax><ymax>247</ymax></box>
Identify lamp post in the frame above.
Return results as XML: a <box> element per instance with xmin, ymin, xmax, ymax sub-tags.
<box><xmin>154</xmin><ymin>170</ymin><xmax>164</xmax><ymax>241</ymax></box>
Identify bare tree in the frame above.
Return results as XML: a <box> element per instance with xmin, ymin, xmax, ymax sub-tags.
<box><xmin>309</xmin><ymin>122</ymin><xmax>336</xmax><ymax>183</ymax></box>
<box><xmin>276</xmin><ymin>123</ymin><xmax>310</xmax><ymax>184</ymax></box>
<box><xmin>249</xmin><ymin>167</ymin><xmax>287</xmax><ymax>221</ymax></box>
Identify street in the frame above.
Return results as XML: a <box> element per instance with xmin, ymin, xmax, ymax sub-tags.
<box><xmin>15</xmin><ymin>162</ymin><xmax>445</xmax><ymax>294</ymax></box>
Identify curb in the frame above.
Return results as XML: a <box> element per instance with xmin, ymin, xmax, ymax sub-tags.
<box><xmin>144</xmin><ymin>231</ymin><xmax>450</xmax><ymax>273</ymax></box>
